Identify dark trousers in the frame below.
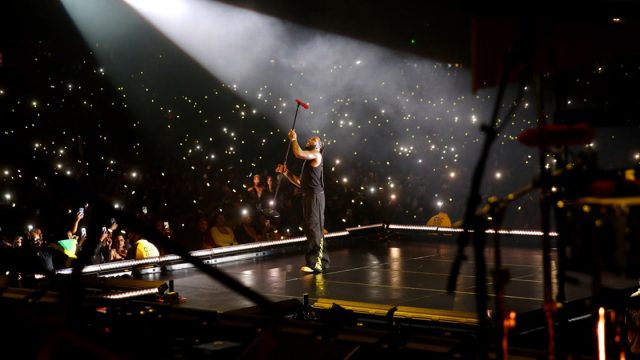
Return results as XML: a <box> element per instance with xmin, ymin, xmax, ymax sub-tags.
<box><xmin>302</xmin><ymin>191</ymin><xmax>329</xmax><ymax>271</ymax></box>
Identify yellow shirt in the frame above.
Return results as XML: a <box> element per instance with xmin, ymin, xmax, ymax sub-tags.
<box><xmin>426</xmin><ymin>212</ymin><xmax>452</xmax><ymax>228</ymax></box>
<box><xmin>134</xmin><ymin>239</ymin><xmax>160</xmax><ymax>259</ymax></box>
<box><xmin>211</xmin><ymin>226</ymin><xmax>237</xmax><ymax>247</ymax></box>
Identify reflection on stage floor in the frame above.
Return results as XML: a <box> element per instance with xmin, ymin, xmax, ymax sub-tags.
<box><xmin>141</xmin><ymin>233</ymin><xmax>638</xmax><ymax>315</ymax></box>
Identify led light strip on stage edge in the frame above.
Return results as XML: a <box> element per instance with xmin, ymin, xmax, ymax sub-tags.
<box><xmin>346</xmin><ymin>223</ymin><xmax>384</xmax><ymax>232</ymax></box>
<box><xmin>389</xmin><ymin>224</ymin><xmax>464</xmax><ymax>233</ymax></box>
<box><xmin>57</xmin><ymin>237</ymin><xmax>310</xmax><ymax>275</ymax></box>
<box><xmin>56</xmin><ymin>231</ymin><xmax>350</xmax><ymax>275</ymax></box>
<box><xmin>388</xmin><ymin>224</ymin><xmax>558</xmax><ymax>237</ymax></box>
<box><xmin>101</xmin><ymin>288</ymin><xmax>160</xmax><ymax>300</ymax></box>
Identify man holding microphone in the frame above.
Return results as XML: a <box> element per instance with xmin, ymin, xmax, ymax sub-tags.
<box><xmin>276</xmin><ymin>129</ymin><xmax>329</xmax><ymax>274</ymax></box>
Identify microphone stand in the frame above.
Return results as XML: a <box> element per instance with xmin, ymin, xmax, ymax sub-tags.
<box><xmin>268</xmin><ymin>102</ymin><xmax>303</xmax><ymax>217</ymax></box>
<box><xmin>280</xmin><ymin>103</ymin><xmax>302</xmax><ymax>177</ymax></box>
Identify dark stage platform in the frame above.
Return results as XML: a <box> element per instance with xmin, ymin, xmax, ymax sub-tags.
<box><xmin>138</xmin><ymin>229</ymin><xmax>637</xmax><ymax>317</ymax></box>
<box><xmin>5</xmin><ymin>227</ymin><xmax>640</xmax><ymax>358</ymax></box>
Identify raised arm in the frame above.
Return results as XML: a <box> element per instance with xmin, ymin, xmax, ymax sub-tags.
<box><xmin>70</xmin><ymin>211</ymin><xmax>84</xmax><ymax>235</ymax></box>
<box><xmin>289</xmin><ymin>129</ymin><xmax>321</xmax><ymax>164</ymax></box>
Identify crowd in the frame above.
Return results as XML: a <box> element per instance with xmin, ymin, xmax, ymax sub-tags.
<box><xmin>0</xmin><ymin>156</ymin><xmax>450</xmax><ymax>276</ymax></box>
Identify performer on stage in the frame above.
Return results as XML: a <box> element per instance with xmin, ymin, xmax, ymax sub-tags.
<box><xmin>276</xmin><ymin>129</ymin><xmax>329</xmax><ymax>273</ymax></box>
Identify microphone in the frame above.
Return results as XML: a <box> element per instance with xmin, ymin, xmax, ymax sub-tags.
<box><xmin>295</xmin><ymin>99</ymin><xmax>310</xmax><ymax>110</ymax></box>
<box><xmin>517</xmin><ymin>123</ymin><xmax>595</xmax><ymax>147</ymax></box>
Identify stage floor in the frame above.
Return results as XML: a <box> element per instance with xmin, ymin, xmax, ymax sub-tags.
<box><xmin>142</xmin><ymin>235</ymin><xmax>638</xmax><ymax>315</ymax></box>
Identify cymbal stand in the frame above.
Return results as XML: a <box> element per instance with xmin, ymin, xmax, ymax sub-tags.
<box><xmin>532</xmin><ymin>76</ymin><xmax>558</xmax><ymax>360</ymax></box>
<box><xmin>446</xmin><ymin>47</ymin><xmax>530</xmax><ymax>359</ymax></box>
<box><xmin>479</xmin><ymin>183</ymin><xmax>537</xmax><ymax>360</ymax></box>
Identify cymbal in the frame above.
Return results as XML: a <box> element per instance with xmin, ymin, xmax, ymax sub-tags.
<box><xmin>260</xmin><ymin>208</ymin><xmax>280</xmax><ymax>218</ymax></box>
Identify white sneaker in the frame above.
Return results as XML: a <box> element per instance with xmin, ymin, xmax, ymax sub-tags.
<box><xmin>300</xmin><ymin>266</ymin><xmax>315</xmax><ymax>273</ymax></box>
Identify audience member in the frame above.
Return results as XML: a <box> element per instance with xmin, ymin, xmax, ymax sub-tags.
<box><xmin>126</xmin><ymin>229</ymin><xmax>160</xmax><ymax>260</ymax></box>
<box><xmin>234</xmin><ymin>210</ymin><xmax>262</xmax><ymax>244</ymax></box>
<box><xmin>110</xmin><ymin>233</ymin><xmax>129</xmax><ymax>261</ymax></box>
<box><xmin>210</xmin><ymin>212</ymin><xmax>238</xmax><ymax>247</ymax></box>
<box><xmin>426</xmin><ymin>211</ymin><xmax>453</xmax><ymax>228</ymax></box>
<box><xmin>22</xmin><ymin>227</ymin><xmax>54</xmax><ymax>273</ymax></box>
<box><xmin>197</xmin><ymin>216</ymin><xmax>216</xmax><ymax>249</ymax></box>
